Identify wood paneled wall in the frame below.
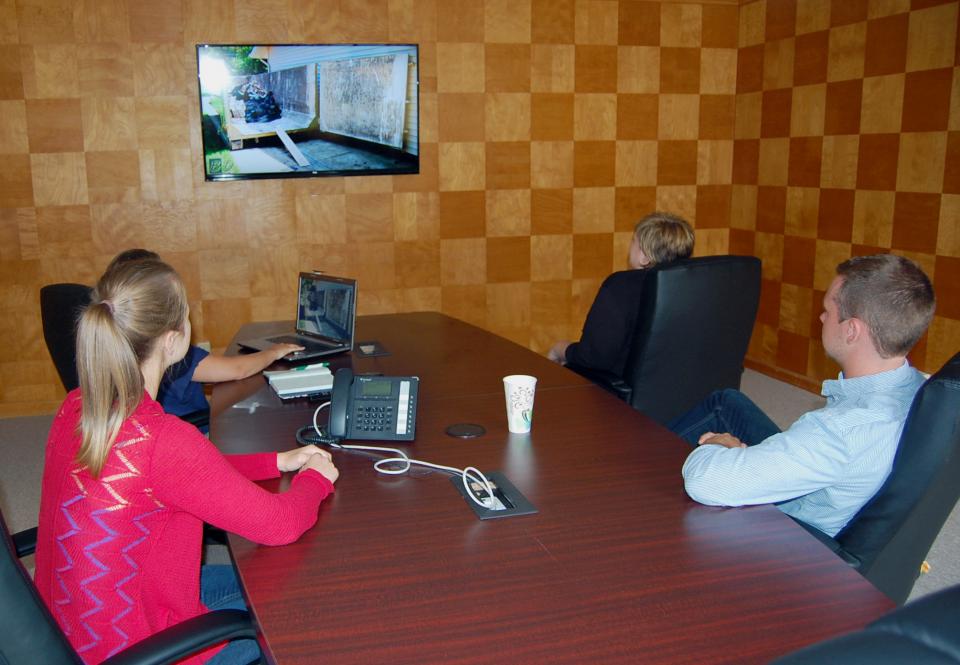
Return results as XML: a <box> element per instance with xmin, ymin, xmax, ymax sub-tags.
<box><xmin>731</xmin><ymin>0</ymin><xmax>959</xmax><ymax>390</ymax></box>
<box><xmin>1</xmin><ymin>0</ymin><xmax>957</xmax><ymax>416</ymax></box>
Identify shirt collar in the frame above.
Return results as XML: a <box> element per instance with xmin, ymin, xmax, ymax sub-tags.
<box><xmin>821</xmin><ymin>359</ymin><xmax>912</xmax><ymax>400</ymax></box>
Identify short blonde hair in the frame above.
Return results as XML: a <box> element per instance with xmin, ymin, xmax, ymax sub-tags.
<box><xmin>633</xmin><ymin>212</ymin><xmax>694</xmax><ymax>267</ymax></box>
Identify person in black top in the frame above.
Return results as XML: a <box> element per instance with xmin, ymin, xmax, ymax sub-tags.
<box><xmin>548</xmin><ymin>212</ymin><xmax>695</xmax><ymax>376</ymax></box>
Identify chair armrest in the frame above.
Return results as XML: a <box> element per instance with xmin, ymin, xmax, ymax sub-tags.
<box><xmin>13</xmin><ymin>526</ymin><xmax>37</xmax><ymax>558</ymax></box>
<box><xmin>565</xmin><ymin>364</ymin><xmax>633</xmax><ymax>402</ymax></box>
<box><xmin>102</xmin><ymin>609</ymin><xmax>256</xmax><ymax>665</ymax></box>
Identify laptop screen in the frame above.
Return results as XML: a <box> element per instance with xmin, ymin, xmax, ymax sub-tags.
<box><xmin>295</xmin><ymin>273</ymin><xmax>356</xmax><ymax>343</ymax></box>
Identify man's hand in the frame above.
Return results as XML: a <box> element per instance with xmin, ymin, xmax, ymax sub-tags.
<box><xmin>548</xmin><ymin>341</ymin><xmax>570</xmax><ymax>364</ymax></box>
<box><xmin>697</xmin><ymin>432</ymin><xmax>747</xmax><ymax>449</ymax></box>
<box><xmin>277</xmin><ymin>445</ymin><xmax>332</xmax><ymax>472</ymax></box>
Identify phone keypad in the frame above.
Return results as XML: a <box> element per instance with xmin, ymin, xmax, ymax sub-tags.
<box><xmin>353</xmin><ymin>405</ymin><xmax>394</xmax><ymax>432</ymax></box>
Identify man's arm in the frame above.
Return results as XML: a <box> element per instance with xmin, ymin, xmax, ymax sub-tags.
<box><xmin>682</xmin><ymin>416</ymin><xmax>847</xmax><ymax>507</ymax></box>
<box><xmin>192</xmin><ymin>343</ymin><xmax>303</xmax><ymax>383</ymax></box>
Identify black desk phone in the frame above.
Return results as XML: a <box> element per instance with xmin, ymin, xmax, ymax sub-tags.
<box><xmin>328</xmin><ymin>368</ymin><xmax>419</xmax><ymax>441</ymax></box>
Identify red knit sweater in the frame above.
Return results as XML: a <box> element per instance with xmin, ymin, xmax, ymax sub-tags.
<box><xmin>34</xmin><ymin>390</ymin><xmax>334</xmax><ymax>664</ymax></box>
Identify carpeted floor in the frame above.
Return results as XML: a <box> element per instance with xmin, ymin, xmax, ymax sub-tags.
<box><xmin>2</xmin><ymin>369</ymin><xmax>957</xmax><ymax>601</ymax></box>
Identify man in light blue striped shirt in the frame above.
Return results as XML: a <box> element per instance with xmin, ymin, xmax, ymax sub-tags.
<box><xmin>669</xmin><ymin>254</ymin><xmax>936</xmax><ymax>537</ymax></box>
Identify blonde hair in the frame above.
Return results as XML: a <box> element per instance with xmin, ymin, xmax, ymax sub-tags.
<box><xmin>76</xmin><ymin>258</ymin><xmax>188</xmax><ymax>477</ymax></box>
<box><xmin>633</xmin><ymin>212</ymin><xmax>695</xmax><ymax>267</ymax></box>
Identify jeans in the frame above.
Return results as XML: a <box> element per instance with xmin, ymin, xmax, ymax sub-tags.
<box><xmin>201</xmin><ymin>565</ymin><xmax>261</xmax><ymax>665</ymax></box>
<box><xmin>668</xmin><ymin>389</ymin><xmax>781</xmax><ymax>447</ymax></box>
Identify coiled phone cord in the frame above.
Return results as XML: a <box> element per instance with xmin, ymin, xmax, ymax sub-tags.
<box><xmin>296</xmin><ymin>402</ymin><xmax>497</xmax><ymax>509</ymax></box>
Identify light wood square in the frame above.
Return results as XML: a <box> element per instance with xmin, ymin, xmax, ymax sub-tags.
<box><xmin>132</xmin><ymin>43</ymin><xmax>186</xmax><ymax>97</ymax></box>
<box><xmin>247</xmin><ymin>244</ymin><xmax>300</xmax><ymax>298</ymax></box>
<box><xmin>764</xmin><ymin>38</ymin><xmax>795</xmax><ymax>90</ymax></box>
<box><xmin>438</xmin><ymin>142</ymin><xmax>486</xmax><ymax>191</ymax></box>
<box><xmin>755</xmin><ymin>231</ymin><xmax>784</xmax><ymax>281</ymax></box>
<box><xmin>531</xmin><ymin>235</ymin><xmax>572</xmax><ymax>281</ymax></box>
<box><xmin>827</xmin><ymin>23</ymin><xmax>866</xmax><ymax>82</ymax></box>
<box><xmin>139</xmin><ymin>149</ymin><xmax>193</xmax><ymax>202</ymax></box>
<box><xmin>814</xmin><ymin>239</ymin><xmax>852</xmax><ymax>290</ymax></box>
<box><xmin>0</xmin><ymin>101</ymin><xmax>28</xmax><ymax>153</ymax></box>
<box><xmin>785</xmin><ymin>186</ymin><xmax>820</xmax><ymax>238</ymax></box>
<box><xmin>852</xmin><ymin>190</ymin><xmax>895</xmax><ymax>248</ymax></box>
<box><xmin>134</xmin><ymin>96</ymin><xmax>190</xmax><ymax>150</ymax></box>
<box><xmin>574</xmin><ymin>93</ymin><xmax>616</xmax><ymax>140</ymax></box>
<box><xmin>615</xmin><ymin>140</ymin><xmax>658</xmax><ymax>186</ymax></box>
<box><xmin>660</xmin><ymin>3</ymin><xmax>702</xmax><ymax>47</ymax></box>
<box><xmin>952</xmin><ymin>68</ymin><xmax>960</xmax><ymax>131</ymax></box>
<box><xmin>128</xmin><ymin>1</ymin><xmax>183</xmax><ymax>42</ymax></box>
<box><xmin>195</xmin><ymin>198</ymin><xmax>247</xmax><ymax>250</ymax></box>
<box><xmin>868</xmin><ymin>0</ymin><xmax>911</xmax><ymax>19</ymax></box>
<box><xmin>574</xmin><ymin>0</ymin><xmax>618</xmax><ymax>45</ymax></box>
<box><xmin>140</xmin><ymin>201</ymin><xmax>199</xmax><ymax>253</ymax></box>
<box><xmin>658</xmin><ymin>94</ymin><xmax>700</xmax><ymax>140</ymax></box>
<box><xmin>897</xmin><ymin>131</ymin><xmax>947</xmax><ymax>193</ymax></box>
<box><xmin>202</xmin><ymin>298</ymin><xmax>253</xmax><ymax>348</ymax></box>
<box><xmin>531</xmin><ymin>44</ymin><xmax>575</xmax><ymax>92</ymax></box>
<box><xmin>85</xmin><ymin>150</ymin><xmax>141</xmax><ymax>204</ymax></box>
<box><xmin>183</xmin><ymin>0</ymin><xmax>238</xmax><ymax>43</ymax></box>
<box><xmin>700</xmin><ymin>48</ymin><xmax>737</xmax><ymax>94</ymax></box>
<box><xmin>23</xmin><ymin>45</ymin><xmax>79</xmax><ymax>99</ymax></box>
<box><xmin>30</xmin><ymin>152</ymin><xmax>88</xmax><ymax>206</ymax></box>
<box><xmin>242</xmin><ymin>192</ymin><xmax>296</xmax><ymax>246</ymax></box>
<box><xmin>296</xmin><ymin>194</ymin><xmax>346</xmax><ymax>244</ymax></box>
<box><xmin>734</xmin><ymin>91</ymin><xmax>762</xmax><ymax>139</ymax></box>
<box><xmin>939</xmin><ymin>194</ymin><xmax>960</xmax><ymax>257</ymax></box>
<box><xmin>346</xmin><ymin>192</ymin><xmax>394</xmax><ymax>242</ymax></box>
<box><xmin>790</xmin><ymin>84</ymin><xmax>826</xmax><ymax>136</ymax></box>
<box><xmin>531</xmin><ymin>141</ymin><xmax>574</xmax><ymax>189</ymax></box>
<box><xmin>531</xmin><ymin>280</ymin><xmax>573</xmax><ymax>325</ymax></box>
<box><xmin>352</xmin><ymin>241</ymin><xmax>397</xmax><ymax>290</ymax></box>
<box><xmin>486</xmin><ymin>189</ymin><xmax>531</xmax><ymax>237</ymax></box>
<box><xmin>197</xmin><ymin>248</ymin><xmax>250</xmax><ymax>300</ymax></box>
<box><xmin>441</xmin><ymin>238</ymin><xmax>487</xmax><ymax>285</ymax></box>
<box><xmin>820</xmin><ymin>135</ymin><xmax>860</xmax><ymax>190</ymax></box>
<box><xmin>655</xmin><ymin>185</ymin><xmax>697</xmax><ymax>221</ymax></box>
<box><xmin>694</xmin><ymin>228</ymin><xmax>729</xmax><ymax>256</ymax></box>
<box><xmin>81</xmin><ymin>97</ymin><xmax>138</xmax><ymax>151</ymax></box>
<box><xmin>906</xmin><ymin>3</ymin><xmax>958</xmax><ymax>72</ymax></box>
<box><xmin>697</xmin><ymin>140</ymin><xmax>733</xmax><ymax>185</ymax></box>
<box><xmin>76</xmin><ymin>43</ymin><xmax>133</xmax><ymax>98</ymax></box>
<box><xmin>757</xmin><ymin>138</ymin><xmax>789</xmax><ymax>186</ymax></box>
<box><xmin>398</xmin><ymin>286</ymin><xmax>442</xmax><ymax>313</ymax></box>
<box><xmin>393</xmin><ymin>191</ymin><xmax>440</xmax><ymax>241</ymax></box>
<box><xmin>779</xmin><ymin>283</ymin><xmax>813</xmax><ymax>335</ymax></box>
<box><xmin>738</xmin><ymin>0</ymin><xmax>765</xmax><ymax>47</ymax></box>
<box><xmin>572</xmin><ymin>186</ymin><xmax>614</xmax><ymax>233</ymax></box>
<box><xmin>795</xmin><ymin>0</ymin><xmax>831</xmax><ymax>35</ymax></box>
<box><xmin>927</xmin><ymin>316</ymin><xmax>960</xmax><ymax>374</ymax></box>
<box><xmin>617</xmin><ymin>46</ymin><xmax>660</xmax><ymax>94</ymax></box>
<box><xmin>860</xmin><ymin>74</ymin><xmax>904</xmax><ymax>134</ymax></box>
<box><xmin>486</xmin><ymin>93</ymin><xmax>531</xmax><ymax>141</ymax></box>
<box><xmin>436</xmin><ymin>43</ymin><xmax>485</xmax><ymax>93</ymax></box>
<box><xmin>485</xmin><ymin>0</ymin><xmax>531</xmax><ymax>43</ymax></box>
<box><xmin>730</xmin><ymin>185</ymin><xmax>758</xmax><ymax>230</ymax></box>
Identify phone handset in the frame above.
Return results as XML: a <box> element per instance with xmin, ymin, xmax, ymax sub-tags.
<box><xmin>328</xmin><ymin>367</ymin><xmax>353</xmax><ymax>438</ymax></box>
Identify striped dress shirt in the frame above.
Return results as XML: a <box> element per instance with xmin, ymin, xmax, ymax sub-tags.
<box><xmin>682</xmin><ymin>361</ymin><xmax>925</xmax><ymax>536</ymax></box>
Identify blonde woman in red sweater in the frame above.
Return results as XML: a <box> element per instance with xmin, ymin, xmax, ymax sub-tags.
<box><xmin>34</xmin><ymin>257</ymin><xmax>338</xmax><ymax>665</ymax></box>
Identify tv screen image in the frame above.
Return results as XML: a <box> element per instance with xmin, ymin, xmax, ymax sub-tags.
<box><xmin>196</xmin><ymin>44</ymin><xmax>419</xmax><ymax>181</ymax></box>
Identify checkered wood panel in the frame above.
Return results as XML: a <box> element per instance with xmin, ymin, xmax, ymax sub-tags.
<box><xmin>732</xmin><ymin>0</ymin><xmax>960</xmax><ymax>389</ymax></box>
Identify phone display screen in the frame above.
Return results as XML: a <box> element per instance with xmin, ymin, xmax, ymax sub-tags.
<box><xmin>360</xmin><ymin>379</ymin><xmax>393</xmax><ymax>397</ymax></box>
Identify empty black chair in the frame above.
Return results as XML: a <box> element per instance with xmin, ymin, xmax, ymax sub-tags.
<box><xmin>797</xmin><ymin>351</ymin><xmax>960</xmax><ymax>604</ymax></box>
<box><xmin>567</xmin><ymin>255</ymin><xmax>761</xmax><ymax>425</ymax></box>
<box><xmin>0</xmin><ymin>507</ymin><xmax>256</xmax><ymax>665</ymax></box>
<box><xmin>772</xmin><ymin>584</ymin><xmax>960</xmax><ymax>664</ymax></box>
<box><xmin>40</xmin><ymin>283</ymin><xmax>92</xmax><ymax>392</ymax></box>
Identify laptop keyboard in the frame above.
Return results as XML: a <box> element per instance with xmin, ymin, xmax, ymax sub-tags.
<box><xmin>268</xmin><ymin>335</ymin><xmax>335</xmax><ymax>351</ymax></box>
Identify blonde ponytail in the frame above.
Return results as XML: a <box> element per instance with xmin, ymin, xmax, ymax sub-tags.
<box><xmin>75</xmin><ymin>258</ymin><xmax>188</xmax><ymax>477</ymax></box>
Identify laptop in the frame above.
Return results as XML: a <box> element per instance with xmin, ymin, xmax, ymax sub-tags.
<box><xmin>238</xmin><ymin>272</ymin><xmax>357</xmax><ymax>361</ymax></box>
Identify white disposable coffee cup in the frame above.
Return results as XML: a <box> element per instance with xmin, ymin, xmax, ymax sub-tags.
<box><xmin>503</xmin><ymin>375</ymin><xmax>537</xmax><ymax>434</ymax></box>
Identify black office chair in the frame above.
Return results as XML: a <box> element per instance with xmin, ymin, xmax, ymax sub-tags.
<box><xmin>772</xmin><ymin>583</ymin><xmax>960</xmax><ymax>664</ymax></box>
<box><xmin>796</xmin><ymin>351</ymin><xmax>960</xmax><ymax>604</ymax></box>
<box><xmin>0</xmin><ymin>508</ymin><xmax>256</xmax><ymax>665</ymax></box>
<box><xmin>567</xmin><ymin>255</ymin><xmax>761</xmax><ymax>425</ymax></box>
<box><xmin>39</xmin><ymin>283</ymin><xmax>210</xmax><ymax>431</ymax></box>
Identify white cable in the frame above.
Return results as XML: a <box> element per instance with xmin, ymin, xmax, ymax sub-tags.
<box><xmin>309</xmin><ymin>403</ymin><xmax>496</xmax><ymax>508</ymax></box>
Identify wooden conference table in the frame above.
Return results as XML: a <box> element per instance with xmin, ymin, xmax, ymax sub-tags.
<box><xmin>210</xmin><ymin>312</ymin><xmax>893</xmax><ymax>665</ymax></box>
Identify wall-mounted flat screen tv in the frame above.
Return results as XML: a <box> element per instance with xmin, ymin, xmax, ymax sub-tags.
<box><xmin>196</xmin><ymin>43</ymin><xmax>419</xmax><ymax>181</ymax></box>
